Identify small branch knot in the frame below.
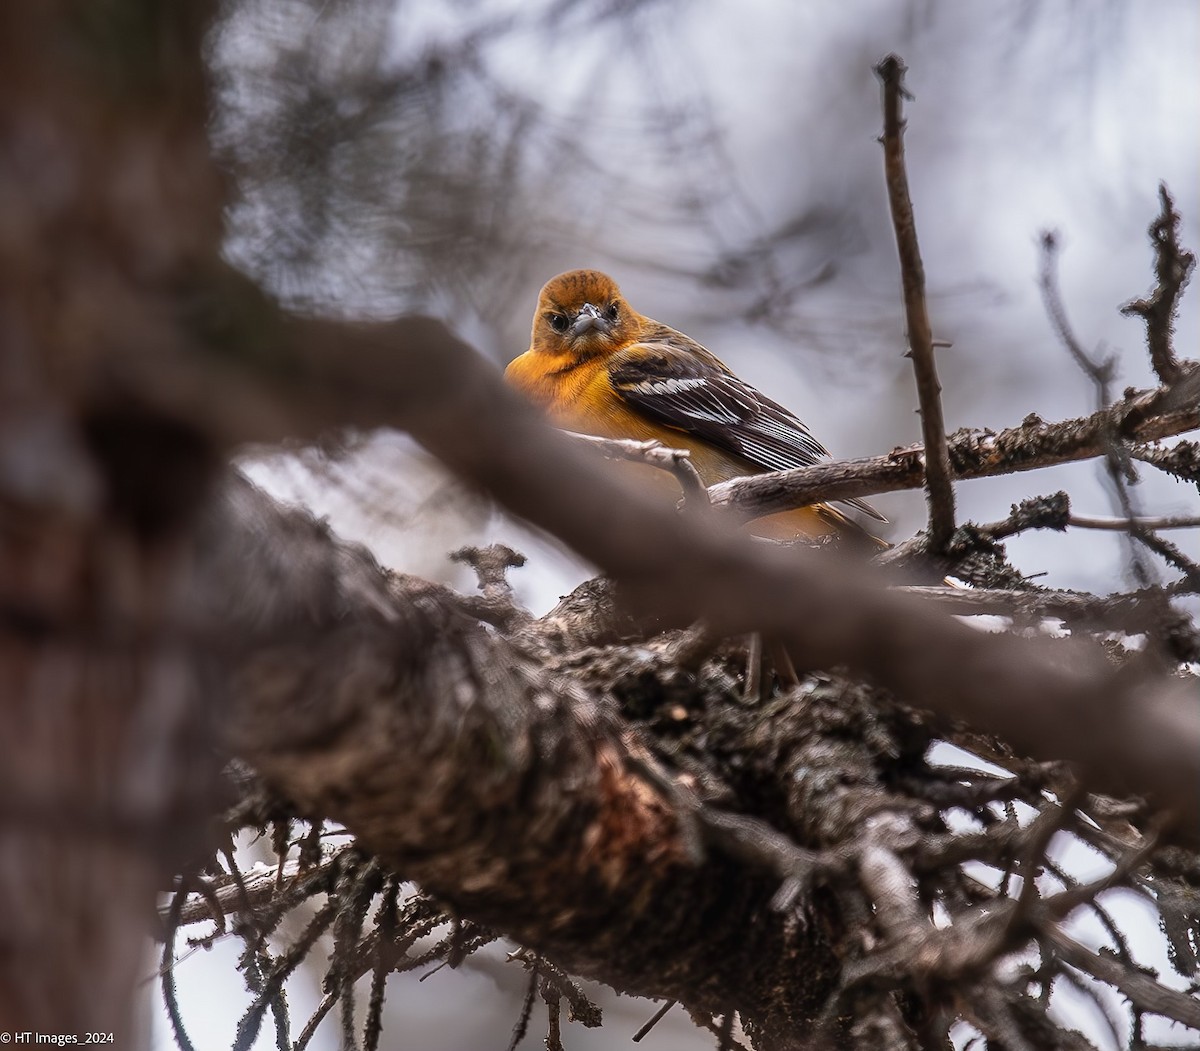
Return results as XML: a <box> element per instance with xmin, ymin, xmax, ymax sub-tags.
<box><xmin>449</xmin><ymin>544</ymin><xmax>532</xmax><ymax>631</ymax></box>
<box><xmin>451</xmin><ymin>543</ymin><xmax>527</xmax><ymax>581</ymax></box>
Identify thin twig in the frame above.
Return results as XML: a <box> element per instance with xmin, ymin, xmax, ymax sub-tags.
<box><xmin>565</xmin><ymin>430</ymin><xmax>709</xmax><ymax>508</ymax></box>
<box><xmin>233</xmin><ymin>902</ymin><xmax>337</xmax><ymax>1051</ymax></box>
<box><xmin>161</xmin><ymin>879</ymin><xmax>199</xmax><ymax>1051</ymax></box>
<box><xmin>698</xmin><ymin>808</ymin><xmax>834</xmax><ymax>910</ymax></box>
<box><xmin>505</xmin><ymin>957</ymin><xmax>539</xmax><ymax>1051</ymax></box>
<box><xmin>527</xmin><ymin>954</ymin><xmax>602</xmax><ymax>1028</ymax></box>
<box><xmin>963</xmin><ymin>989</ymin><xmax>1041</xmax><ymax>1051</ymax></box>
<box><xmin>743</xmin><ymin>632</ymin><xmax>763</xmax><ymax>703</ymax></box>
<box><xmin>1039</xmin><ymin>229</ymin><xmax>1155</xmax><ymax>586</ymax></box>
<box><xmin>876</xmin><ymin>54</ymin><xmax>956</xmax><ymax>551</ymax></box>
<box><xmin>363</xmin><ymin>878</ymin><xmax>398</xmax><ymax>1051</ymax></box>
<box><xmin>541</xmin><ymin>980</ymin><xmax>564</xmax><ymax>1051</ymax></box>
<box><xmin>1051</xmin><ymin>964</ymin><xmax>1126</xmax><ymax>1051</ymax></box>
<box><xmin>1036</xmin><ymin>822</ymin><xmax>1162</xmax><ymax>929</ymax></box>
<box><xmin>1038</xmin><ymin>232</ymin><xmax>1118</xmax><ymax>386</ymax></box>
<box><xmin>1067</xmin><ymin>513</ymin><xmax>1200</xmax><ymax>532</ymax></box>
<box><xmin>295</xmin><ymin>992</ymin><xmax>336</xmax><ymax>1051</ymax></box>
<box><xmin>1043</xmin><ymin>859</ymin><xmax>1138</xmax><ymax>974</ymax></box>
<box><xmin>1001</xmin><ymin>788</ymin><xmax>1085</xmax><ymax>948</ymax></box>
<box><xmin>632</xmin><ymin>1000</ymin><xmax>676</xmax><ymax>1043</ymax></box>
<box><xmin>897</xmin><ymin>580</ymin><xmax>1200</xmax><ymax>661</ymax></box>
<box><xmin>170</xmin><ymin>858</ymin><xmax>315</xmax><ymax>926</ymax></box>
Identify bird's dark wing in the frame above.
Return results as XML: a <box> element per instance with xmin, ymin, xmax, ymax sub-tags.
<box><xmin>610</xmin><ymin>325</ymin><xmax>886</xmax><ymax>522</ymax></box>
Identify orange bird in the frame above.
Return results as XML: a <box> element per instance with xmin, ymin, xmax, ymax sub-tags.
<box><xmin>505</xmin><ymin>269</ymin><xmax>885</xmax><ymax>542</ymax></box>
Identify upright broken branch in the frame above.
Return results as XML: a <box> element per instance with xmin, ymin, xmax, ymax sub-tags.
<box><xmin>875</xmin><ymin>54</ymin><xmax>956</xmax><ymax>551</ymax></box>
<box><xmin>1121</xmin><ymin>184</ymin><xmax>1197</xmax><ymax>386</ymax></box>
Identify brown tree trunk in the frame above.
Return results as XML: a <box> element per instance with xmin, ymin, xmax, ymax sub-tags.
<box><xmin>0</xmin><ymin>4</ymin><xmax>224</xmax><ymax>1042</ymax></box>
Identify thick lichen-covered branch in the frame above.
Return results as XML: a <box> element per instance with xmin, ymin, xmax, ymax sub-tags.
<box><xmin>708</xmin><ymin>385</ymin><xmax>1198</xmax><ymax>519</ymax></box>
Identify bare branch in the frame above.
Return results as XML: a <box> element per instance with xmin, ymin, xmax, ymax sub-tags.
<box><xmin>1067</xmin><ymin>513</ymin><xmax>1200</xmax><ymax>532</ymax></box>
<box><xmin>1132</xmin><ymin>529</ymin><xmax>1200</xmax><ymax>591</ymax></box>
<box><xmin>565</xmin><ymin>431</ymin><xmax>709</xmax><ymax>509</ymax></box>
<box><xmin>1133</xmin><ymin>439</ymin><xmax>1200</xmax><ymax>490</ymax></box>
<box><xmin>895</xmin><ymin>582</ymin><xmax>1196</xmax><ymax>639</ymax></box>
<box><xmin>1038</xmin><ymin>232</ymin><xmax>1118</xmax><ymax>388</ymax></box>
<box><xmin>698</xmin><ymin>808</ymin><xmax>833</xmax><ymax>911</ymax></box>
<box><xmin>1044</xmin><ymin>929</ymin><xmax>1200</xmax><ymax>1030</ymax></box>
<box><xmin>975</xmin><ymin>492</ymin><xmax>1072</xmax><ymax>540</ymax></box>
<box><xmin>633</xmin><ymin>1000</ymin><xmax>676</xmax><ymax>1043</ymax></box>
<box><xmin>1120</xmin><ymin>184</ymin><xmax>1198</xmax><ymax>387</ymax></box>
<box><xmin>875</xmin><ymin>54</ymin><xmax>956</xmax><ymax>551</ymax></box>
<box><xmin>1040</xmin><ymin>229</ymin><xmax>1156</xmax><ymax>587</ymax></box>
<box><xmin>708</xmin><ymin>385</ymin><xmax>1198</xmax><ymax>519</ymax></box>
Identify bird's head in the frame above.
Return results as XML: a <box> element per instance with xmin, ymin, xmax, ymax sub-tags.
<box><xmin>530</xmin><ymin>269</ymin><xmax>636</xmax><ymax>358</ymax></box>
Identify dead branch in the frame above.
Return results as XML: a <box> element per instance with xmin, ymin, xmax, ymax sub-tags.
<box><xmin>876</xmin><ymin>54</ymin><xmax>957</xmax><ymax>551</ymax></box>
<box><xmin>1133</xmin><ymin>438</ymin><xmax>1200</xmax><ymax>489</ymax></box>
<box><xmin>1039</xmin><ymin>232</ymin><xmax>1119</xmax><ymax>389</ymax></box>
<box><xmin>1040</xmin><ymin>229</ymin><xmax>1159</xmax><ymax>586</ymax></box>
<box><xmin>1120</xmin><ymin>184</ymin><xmax>1198</xmax><ymax>386</ymax></box>
<box><xmin>896</xmin><ymin>584</ymin><xmax>1199</xmax><ymax>656</ymax></box>
<box><xmin>1067</xmin><ymin>513</ymin><xmax>1200</xmax><ymax>531</ymax></box>
<box><xmin>1043</xmin><ymin>929</ymin><xmax>1200</xmax><ymax>1031</ymax></box>
<box><xmin>1133</xmin><ymin>528</ymin><xmax>1200</xmax><ymax>591</ymax></box>
<box><xmin>708</xmin><ymin>385</ymin><xmax>1198</xmax><ymax>518</ymax></box>
<box><xmin>565</xmin><ymin>431</ymin><xmax>709</xmax><ymax>508</ymax></box>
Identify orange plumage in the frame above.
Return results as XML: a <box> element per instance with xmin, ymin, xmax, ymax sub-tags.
<box><xmin>505</xmin><ymin>269</ymin><xmax>884</xmax><ymax>542</ymax></box>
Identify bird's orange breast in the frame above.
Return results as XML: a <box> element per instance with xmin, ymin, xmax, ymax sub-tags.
<box><xmin>504</xmin><ymin>349</ymin><xmax>837</xmax><ymax>539</ymax></box>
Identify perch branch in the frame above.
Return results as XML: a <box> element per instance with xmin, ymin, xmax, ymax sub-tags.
<box><xmin>565</xmin><ymin>431</ymin><xmax>709</xmax><ymax>509</ymax></box>
<box><xmin>708</xmin><ymin>383</ymin><xmax>1199</xmax><ymax>519</ymax></box>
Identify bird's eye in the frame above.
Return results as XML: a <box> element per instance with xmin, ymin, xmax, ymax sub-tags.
<box><xmin>605</xmin><ymin>303</ymin><xmax>619</xmax><ymax>321</ymax></box>
<box><xmin>547</xmin><ymin>313</ymin><xmax>569</xmax><ymax>333</ymax></box>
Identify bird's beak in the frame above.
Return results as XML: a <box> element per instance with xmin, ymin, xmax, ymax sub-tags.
<box><xmin>571</xmin><ymin>303</ymin><xmax>611</xmax><ymax>338</ymax></box>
